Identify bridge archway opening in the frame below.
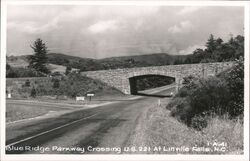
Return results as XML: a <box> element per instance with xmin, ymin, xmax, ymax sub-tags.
<box><xmin>128</xmin><ymin>74</ymin><xmax>175</xmax><ymax>95</ymax></box>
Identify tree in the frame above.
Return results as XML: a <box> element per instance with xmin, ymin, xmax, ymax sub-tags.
<box><xmin>215</xmin><ymin>37</ymin><xmax>223</xmax><ymax>47</ymax></box>
<box><xmin>6</xmin><ymin>63</ymin><xmax>11</xmax><ymax>70</ymax></box>
<box><xmin>206</xmin><ymin>34</ymin><xmax>216</xmax><ymax>52</ymax></box>
<box><xmin>65</xmin><ymin>66</ymin><xmax>72</xmax><ymax>75</ymax></box>
<box><xmin>28</xmin><ymin>38</ymin><xmax>50</xmax><ymax>74</ymax></box>
<box><xmin>6</xmin><ymin>64</ymin><xmax>19</xmax><ymax>78</ymax></box>
<box><xmin>232</xmin><ymin>35</ymin><xmax>244</xmax><ymax>59</ymax></box>
<box><xmin>218</xmin><ymin>58</ymin><xmax>244</xmax><ymax>116</ymax></box>
<box><xmin>192</xmin><ymin>48</ymin><xmax>205</xmax><ymax>63</ymax></box>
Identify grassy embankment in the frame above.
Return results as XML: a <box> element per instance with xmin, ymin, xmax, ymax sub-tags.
<box><xmin>127</xmin><ymin>98</ymin><xmax>243</xmax><ymax>154</ymax></box>
<box><xmin>6</xmin><ymin>73</ymin><xmax>125</xmax><ymax>100</ymax></box>
<box><xmin>6</xmin><ymin>73</ymin><xmax>126</xmax><ymax>123</ymax></box>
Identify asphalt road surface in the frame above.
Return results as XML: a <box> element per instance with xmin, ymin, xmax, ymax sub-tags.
<box><xmin>6</xmin><ymin>86</ymin><xmax>174</xmax><ymax>154</ymax></box>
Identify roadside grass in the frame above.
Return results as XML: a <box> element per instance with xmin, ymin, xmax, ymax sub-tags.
<box><xmin>6</xmin><ymin>103</ymin><xmax>50</xmax><ymax>123</ymax></box>
<box><xmin>202</xmin><ymin>115</ymin><xmax>243</xmax><ymax>154</ymax></box>
<box><xmin>6</xmin><ymin>77</ymin><xmax>52</xmax><ymax>98</ymax></box>
<box><xmin>6</xmin><ymin>101</ymin><xmax>71</xmax><ymax>123</ymax></box>
<box><xmin>127</xmin><ymin>98</ymin><xmax>243</xmax><ymax>154</ymax></box>
<box><xmin>5</xmin><ymin>90</ymin><xmax>129</xmax><ymax>124</ymax></box>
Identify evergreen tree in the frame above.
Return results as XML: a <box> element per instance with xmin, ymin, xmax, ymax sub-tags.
<box><xmin>215</xmin><ymin>38</ymin><xmax>223</xmax><ymax>47</ymax></box>
<box><xmin>205</xmin><ymin>34</ymin><xmax>216</xmax><ymax>53</ymax></box>
<box><xmin>28</xmin><ymin>38</ymin><xmax>50</xmax><ymax>74</ymax></box>
<box><xmin>234</xmin><ymin>35</ymin><xmax>244</xmax><ymax>58</ymax></box>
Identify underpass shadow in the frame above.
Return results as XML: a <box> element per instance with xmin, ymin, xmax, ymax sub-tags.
<box><xmin>134</xmin><ymin>92</ymin><xmax>172</xmax><ymax>98</ymax></box>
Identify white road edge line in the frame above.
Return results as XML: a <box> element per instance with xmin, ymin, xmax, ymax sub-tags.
<box><xmin>6</xmin><ymin>113</ymin><xmax>99</xmax><ymax>147</ymax></box>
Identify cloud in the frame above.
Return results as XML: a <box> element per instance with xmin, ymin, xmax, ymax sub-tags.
<box><xmin>98</xmin><ymin>6</ymin><xmax>159</xmax><ymax>18</ymax></box>
<box><xmin>87</xmin><ymin>20</ymin><xmax>119</xmax><ymax>34</ymax></box>
<box><xmin>7</xmin><ymin>18</ymin><xmax>59</xmax><ymax>34</ymax></box>
<box><xmin>168</xmin><ymin>20</ymin><xmax>194</xmax><ymax>33</ymax></box>
<box><xmin>6</xmin><ymin>5</ymin><xmax>244</xmax><ymax>58</ymax></box>
<box><xmin>178</xmin><ymin>6</ymin><xmax>202</xmax><ymax>15</ymax></box>
<box><xmin>56</xmin><ymin>6</ymin><xmax>95</xmax><ymax>22</ymax></box>
<box><xmin>178</xmin><ymin>45</ymin><xmax>206</xmax><ymax>55</ymax></box>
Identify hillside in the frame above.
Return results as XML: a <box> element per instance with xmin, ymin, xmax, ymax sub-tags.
<box><xmin>6</xmin><ymin>73</ymin><xmax>125</xmax><ymax>99</ymax></box>
<box><xmin>6</xmin><ymin>55</ymin><xmax>78</xmax><ymax>73</ymax></box>
<box><xmin>46</xmin><ymin>53</ymin><xmax>187</xmax><ymax>71</ymax></box>
<box><xmin>6</xmin><ymin>55</ymin><xmax>29</xmax><ymax>67</ymax></box>
<box><xmin>97</xmin><ymin>53</ymin><xmax>188</xmax><ymax>68</ymax></box>
<box><xmin>7</xmin><ymin>53</ymin><xmax>189</xmax><ymax>72</ymax></box>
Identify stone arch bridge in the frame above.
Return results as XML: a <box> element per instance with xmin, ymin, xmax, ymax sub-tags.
<box><xmin>81</xmin><ymin>62</ymin><xmax>234</xmax><ymax>94</ymax></box>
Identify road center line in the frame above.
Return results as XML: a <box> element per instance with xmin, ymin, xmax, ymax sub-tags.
<box><xmin>6</xmin><ymin>113</ymin><xmax>100</xmax><ymax>147</ymax></box>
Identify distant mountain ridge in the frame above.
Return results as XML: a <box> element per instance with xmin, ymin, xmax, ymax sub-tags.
<box><xmin>7</xmin><ymin>53</ymin><xmax>189</xmax><ymax>72</ymax></box>
<box><xmin>47</xmin><ymin>53</ymin><xmax>189</xmax><ymax>71</ymax></box>
<box><xmin>7</xmin><ymin>34</ymin><xmax>244</xmax><ymax>75</ymax></box>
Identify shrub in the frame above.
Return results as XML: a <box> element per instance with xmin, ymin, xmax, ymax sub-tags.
<box><xmin>188</xmin><ymin>77</ymin><xmax>230</xmax><ymax>116</ymax></box>
<box><xmin>24</xmin><ymin>79</ymin><xmax>31</xmax><ymax>87</ymax></box>
<box><xmin>30</xmin><ymin>87</ymin><xmax>37</xmax><ymax>98</ymax></box>
<box><xmin>190</xmin><ymin>115</ymin><xmax>208</xmax><ymax>131</ymax></box>
<box><xmin>176</xmin><ymin>87</ymin><xmax>189</xmax><ymax>97</ymax></box>
<box><xmin>167</xmin><ymin>60</ymin><xmax>244</xmax><ymax>130</ymax></box>
<box><xmin>176</xmin><ymin>75</ymin><xmax>199</xmax><ymax>98</ymax></box>
<box><xmin>48</xmin><ymin>72</ymin><xmax>110</xmax><ymax>98</ymax></box>
<box><xmin>168</xmin><ymin>76</ymin><xmax>233</xmax><ymax>127</ymax></box>
<box><xmin>6</xmin><ymin>68</ymin><xmax>19</xmax><ymax>78</ymax></box>
<box><xmin>53</xmin><ymin>79</ymin><xmax>60</xmax><ymax>88</ymax></box>
<box><xmin>6</xmin><ymin>66</ymin><xmax>46</xmax><ymax>78</ymax></box>
<box><xmin>182</xmin><ymin>75</ymin><xmax>196</xmax><ymax>85</ymax></box>
<box><xmin>168</xmin><ymin>98</ymin><xmax>193</xmax><ymax>124</ymax></box>
<box><xmin>218</xmin><ymin>59</ymin><xmax>244</xmax><ymax>117</ymax></box>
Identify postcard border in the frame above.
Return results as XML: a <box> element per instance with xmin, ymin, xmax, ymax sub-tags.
<box><xmin>1</xmin><ymin>1</ymin><xmax>249</xmax><ymax>161</ymax></box>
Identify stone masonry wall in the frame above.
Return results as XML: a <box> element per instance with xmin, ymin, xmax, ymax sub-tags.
<box><xmin>81</xmin><ymin>62</ymin><xmax>235</xmax><ymax>94</ymax></box>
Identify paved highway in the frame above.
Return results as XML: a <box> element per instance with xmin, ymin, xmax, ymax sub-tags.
<box><xmin>6</xmin><ymin>86</ymin><xmax>175</xmax><ymax>154</ymax></box>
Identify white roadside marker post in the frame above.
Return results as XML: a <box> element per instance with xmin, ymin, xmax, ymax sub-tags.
<box><xmin>158</xmin><ymin>99</ymin><xmax>161</xmax><ymax>107</ymax></box>
<box><xmin>87</xmin><ymin>93</ymin><xmax>95</xmax><ymax>102</ymax></box>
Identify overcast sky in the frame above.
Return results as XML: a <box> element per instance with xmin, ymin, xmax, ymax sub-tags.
<box><xmin>7</xmin><ymin>5</ymin><xmax>244</xmax><ymax>59</ymax></box>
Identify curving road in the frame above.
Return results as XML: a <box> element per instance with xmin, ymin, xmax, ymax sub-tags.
<box><xmin>6</xmin><ymin>86</ymin><xmax>175</xmax><ymax>154</ymax></box>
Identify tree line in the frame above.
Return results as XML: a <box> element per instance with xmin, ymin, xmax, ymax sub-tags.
<box><xmin>175</xmin><ymin>34</ymin><xmax>244</xmax><ymax>64</ymax></box>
